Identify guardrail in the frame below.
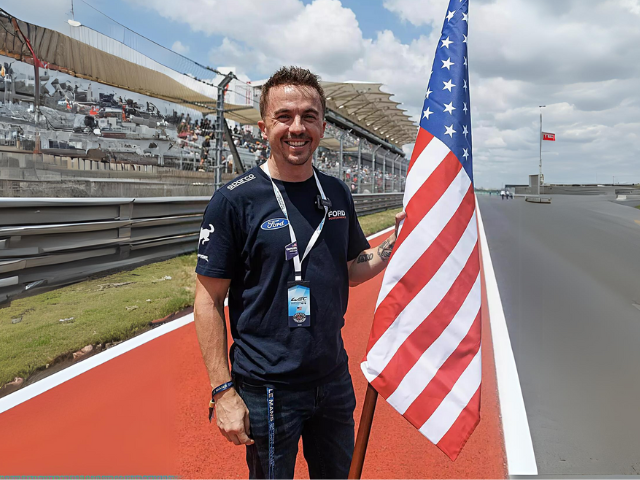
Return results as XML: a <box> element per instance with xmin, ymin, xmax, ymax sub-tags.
<box><xmin>0</xmin><ymin>193</ymin><xmax>403</xmax><ymax>304</ymax></box>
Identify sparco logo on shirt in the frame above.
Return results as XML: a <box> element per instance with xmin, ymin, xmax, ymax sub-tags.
<box><xmin>227</xmin><ymin>174</ymin><xmax>256</xmax><ymax>191</ymax></box>
<box><xmin>328</xmin><ymin>209</ymin><xmax>347</xmax><ymax>220</ymax></box>
<box><xmin>261</xmin><ymin>218</ymin><xmax>289</xmax><ymax>230</ymax></box>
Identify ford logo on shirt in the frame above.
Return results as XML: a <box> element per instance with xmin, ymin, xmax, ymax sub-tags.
<box><xmin>261</xmin><ymin>218</ymin><xmax>289</xmax><ymax>230</ymax></box>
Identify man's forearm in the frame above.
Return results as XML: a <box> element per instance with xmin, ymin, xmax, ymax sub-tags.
<box><xmin>194</xmin><ymin>298</ymin><xmax>232</xmax><ymax>388</ymax></box>
<box><xmin>348</xmin><ymin>233</ymin><xmax>396</xmax><ymax>286</ymax></box>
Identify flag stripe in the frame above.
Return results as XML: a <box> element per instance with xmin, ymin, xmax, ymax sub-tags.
<box><xmin>389</xmin><ymin>151</ymin><xmax>463</xmax><ymax>270</ymax></box>
<box><xmin>407</xmin><ymin>128</ymin><xmax>435</xmax><ymax>175</ymax></box>
<box><xmin>403</xmin><ymin>310</ymin><xmax>481</xmax><ymax>427</ymax></box>
<box><xmin>375</xmin><ymin>163</ymin><xmax>470</xmax><ymax>310</ymax></box>
<box><xmin>380</xmin><ymin>255</ymin><xmax>481</xmax><ymax>411</ymax></box>
<box><xmin>372</xmin><ymin>241</ymin><xmax>479</xmax><ymax>398</ymax></box>
<box><xmin>436</xmin><ymin>387</ymin><xmax>482</xmax><ymax>461</ymax></box>
<box><xmin>419</xmin><ymin>347</ymin><xmax>482</xmax><ymax>443</ymax></box>
<box><xmin>362</xmin><ymin>208</ymin><xmax>478</xmax><ymax>382</ymax></box>
<box><xmin>371</xmin><ymin>186</ymin><xmax>475</xmax><ymax>345</ymax></box>
<box><xmin>404</xmin><ymin>135</ymin><xmax>452</xmax><ymax>205</ymax></box>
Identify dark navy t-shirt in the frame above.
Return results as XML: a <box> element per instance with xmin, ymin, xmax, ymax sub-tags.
<box><xmin>195</xmin><ymin>166</ymin><xmax>370</xmax><ymax>388</ymax></box>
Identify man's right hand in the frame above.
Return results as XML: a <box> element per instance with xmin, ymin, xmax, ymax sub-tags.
<box><xmin>214</xmin><ymin>388</ymin><xmax>254</xmax><ymax>445</ymax></box>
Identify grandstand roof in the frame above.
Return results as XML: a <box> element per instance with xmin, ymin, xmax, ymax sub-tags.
<box><xmin>1</xmin><ymin>11</ymin><xmax>416</xmax><ymax>149</ymax></box>
<box><xmin>321</xmin><ymin>82</ymin><xmax>417</xmax><ymax>147</ymax></box>
<box><xmin>0</xmin><ymin>14</ymin><xmax>255</xmax><ymax>123</ymax></box>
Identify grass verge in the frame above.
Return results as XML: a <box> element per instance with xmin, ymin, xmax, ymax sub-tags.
<box><xmin>358</xmin><ymin>207</ymin><xmax>402</xmax><ymax>237</ymax></box>
<box><xmin>0</xmin><ymin>207</ymin><xmax>401</xmax><ymax>387</ymax></box>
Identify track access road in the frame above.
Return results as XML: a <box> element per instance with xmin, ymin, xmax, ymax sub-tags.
<box><xmin>478</xmin><ymin>194</ymin><xmax>640</xmax><ymax>476</ymax></box>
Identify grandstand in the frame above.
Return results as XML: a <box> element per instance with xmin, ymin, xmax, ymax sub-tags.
<box><xmin>0</xmin><ymin>8</ymin><xmax>415</xmax><ymax>197</ymax></box>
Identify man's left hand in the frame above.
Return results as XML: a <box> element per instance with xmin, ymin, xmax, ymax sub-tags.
<box><xmin>393</xmin><ymin>211</ymin><xmax>406</xmax><ymax>242</ymax></box>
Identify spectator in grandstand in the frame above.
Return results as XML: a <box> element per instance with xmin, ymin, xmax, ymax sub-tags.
<box><xmin>194</xmin><ymin>66</ymin><xmax>404</xmax><ymax>480</ymax></box>
<box><xmin>201</xmin><ymin>135</ymin><xmax>211</xmax><ymax>164</ymax></box>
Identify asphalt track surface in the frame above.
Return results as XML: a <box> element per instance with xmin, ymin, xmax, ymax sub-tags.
<box><xmin>478</xmin><ymin>194</ymin><xmax>640</xmax><ymax>476</ymax></box>
<box><xmin>0</xmin><ymin>231</ymin><xmax>506</xmax><ymax>478</ymax></box>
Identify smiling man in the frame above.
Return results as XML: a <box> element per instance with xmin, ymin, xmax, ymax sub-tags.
<box><xmin>194</xmin><ymin>66</ymin><xmax>403</xmax><ymax>479</ymax></box>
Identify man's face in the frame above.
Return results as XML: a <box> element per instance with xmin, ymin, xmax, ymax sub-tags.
<box><xmin>258</xmin><ymin>85</ymin><xmax>326</xmax><ymax>167</ymax></box>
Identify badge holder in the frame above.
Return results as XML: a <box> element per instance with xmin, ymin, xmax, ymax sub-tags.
<box><xmin>287</xmin><ymin>280</ymin><xmax>311</xmax><ymax>328</ymax></box>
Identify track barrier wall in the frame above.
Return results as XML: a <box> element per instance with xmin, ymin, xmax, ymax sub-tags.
<box><xmin>0</xmin><ymin>193</ymin><xmax>403</xmax><ymax>304</ymax></box>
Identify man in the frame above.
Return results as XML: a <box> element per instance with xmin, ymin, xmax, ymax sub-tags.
<box><xmin>194</xmin><ymin>66</ymin><xmax>403</xmax><ymax>479</ymax></box>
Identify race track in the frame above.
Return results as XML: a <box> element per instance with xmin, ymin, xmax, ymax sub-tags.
<box><xmin>0</xmin><ymin>231</ymin><xmax>506</xmax><ymax>478</ymax></box>
<box><xmin>478</xmin><ymin>194</ymin><xmax>640</xmax><ymax>475</ymax></box>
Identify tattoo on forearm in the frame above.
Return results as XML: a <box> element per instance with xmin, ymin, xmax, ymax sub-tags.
<box><xmin>357</xmin><ymin>253</ymin><xmax>374</xmax><ymax>264</ymax></box>
<box><xmin>377</xmin><ymin>238</ymin><xmax>395</xmax><ymax>260</ymax></box>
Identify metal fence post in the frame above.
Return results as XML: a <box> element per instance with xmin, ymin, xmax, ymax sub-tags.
<box><xmin>402</xmin><ymin>159</ymin><xmax>407</xmax><ymax>192</ymax></box>
<box><xmin>357</xmin><ymin>139</ymin><xmax>362</xmax><ymax>194</ymax></box>
<box><xmin>391</xmin><ymin>154</ymin><xmax>396</xmax><ymax>192</ymax></box>
<box><xmin>372</xmin><ymin>145</ymin><xmax>381</xmax><ymax>194</ymax></box>
<box><xmin>215</xmin><ymin>73</ymin><xmax>234</xmax><ymax>190</ymax></box>
<box><xmin>339</xmin><ymin>134</ymin><xmax>344</xmax><ymax>182</ymax></box>
<box><xmin>382</xmin><ymin>151</ymin><xmax>388</xmax><ymax>193</ymax></box>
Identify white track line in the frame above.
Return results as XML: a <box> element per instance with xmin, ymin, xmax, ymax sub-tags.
<box><xmin>367</xmin><ymin>226</ymin><xmax>394</xmax><ymax>240</ymax></box>
<box><xmin>0</xmin><ymin>226</ymin><xmax>395</xmax><ymax>414</ymax></box>
<box><xmin>0</xmin><ymin>312</ymin><xmax>195</xmax><ymax>415</ymax></box>
<box><xmin>476</xmin><ymin>198</ymin><xmax>538</xmax><ymax>475</ymax></box>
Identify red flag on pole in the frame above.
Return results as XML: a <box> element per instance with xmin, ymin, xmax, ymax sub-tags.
<box><xmin>361</xmin><ymin>0</ymin><xmax>481</xmax><ymax>462</ymax></box>
<box><xmin>542</xmin><ymin>132</ymin><xmax>556</xmax><ymax>141</ymax></box>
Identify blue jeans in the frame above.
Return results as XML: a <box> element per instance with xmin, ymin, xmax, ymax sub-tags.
<box><xmin>236</xmin><ymin>368</ymin><xmax>356</xmax><ymax>479</ymax></box>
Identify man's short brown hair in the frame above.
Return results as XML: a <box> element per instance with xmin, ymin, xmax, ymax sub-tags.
<box><xmin>259</xmin><ymin>66</ymin><xmax>326</xmax><ymax>119</ymax></box>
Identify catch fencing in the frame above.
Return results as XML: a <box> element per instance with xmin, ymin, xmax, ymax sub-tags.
<box><xmin>0</xmin><ymin>193</ymin><xmax>402</xmax><ymax>304</ymax></box>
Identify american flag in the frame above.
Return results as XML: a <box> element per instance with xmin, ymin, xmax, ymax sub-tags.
<box><xmin>361</xmin><ymin>0</ymin><xmax>480</xmax><ymax>461</ymax></box>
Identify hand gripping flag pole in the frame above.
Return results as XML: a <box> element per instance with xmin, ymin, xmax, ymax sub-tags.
<box><xmin>349</xmin><ymin>0</ymin><xmax>480</xmax><ymax>476</ymax></box>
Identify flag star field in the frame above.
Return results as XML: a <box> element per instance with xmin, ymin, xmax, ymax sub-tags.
<box><xmin>420</xmin><ymin>0</ymin><xmax>473</xmax><ymax>182</ymax></box>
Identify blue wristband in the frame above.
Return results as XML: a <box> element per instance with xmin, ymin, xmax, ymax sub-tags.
<box><xmin>212</xmin><ymin>381</ymin><xmax>235</xmax><ymax>399</ymax></box>
<box><xmin>208</xmin><ymin>381</ymin><xmax>235</xmax><ymax>422</ymax></box>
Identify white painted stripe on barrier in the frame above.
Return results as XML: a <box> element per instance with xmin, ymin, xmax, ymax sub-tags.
<box><xmin>0</xmin><ymin>225</ymin><xmax>397</xmax><ymax>414</ymax></box>
<box><xmin>476</xmin><ymin>197</ymin><xmax>538</xmax><ymax>475</ymax></box>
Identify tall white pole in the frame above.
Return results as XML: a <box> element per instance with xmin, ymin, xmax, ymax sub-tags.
<box><xmin>538</xmin><ymin>105</ymin><xmax>545</xmax><ymax>195</ymax></box>
<box><xmin>539</xmin><ymin>109</ymin><xmax>542</xmax><ymax>195</ymax></box>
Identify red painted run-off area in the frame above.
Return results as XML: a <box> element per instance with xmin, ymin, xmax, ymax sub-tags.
<box><xmin>0</xmin><ymin>236</ymin><xmax>506</xmax><ymax>478</ymax></box>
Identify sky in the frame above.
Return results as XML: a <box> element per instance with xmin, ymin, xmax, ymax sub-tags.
<box><xmin>3</xmin><ymin>0</ymin><xmax>640</xmax><ymax>188</ymax></box>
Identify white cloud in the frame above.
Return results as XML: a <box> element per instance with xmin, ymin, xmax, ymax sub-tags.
<box><xmin>382</xmin><ymin>0</ymin><xmax>449</xmax><ymax>27</ymax></box>
<box><xmin>171</xmin><ymin>40</ymin><xmax>190</xmax><ymax>55</ymax></box>
<box><xmin>132</xmin><ymin>0</ymin><xmax>364</xmax><ymax>76</ymax></box>
<box><xmin>620</xmin><ymin>0</ymin><xmax>640</xmax><ymax>14</ymax></box>
<box><xmin>380</xmin><ymin>0</ymin><xmax>640</xmax><ymax>187</ymax></box>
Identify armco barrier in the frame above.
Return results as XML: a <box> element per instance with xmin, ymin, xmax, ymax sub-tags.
<box><xmin>0</xmin><ymin>193</ymin><xmax>402</xmax><ymax>304</ymax></box>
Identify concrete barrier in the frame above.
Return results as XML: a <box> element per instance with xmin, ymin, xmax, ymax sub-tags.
<box><xmin>525</xmin><ymin>196</ymin><xmax>552</xmax><ymax>204</ymax></box>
